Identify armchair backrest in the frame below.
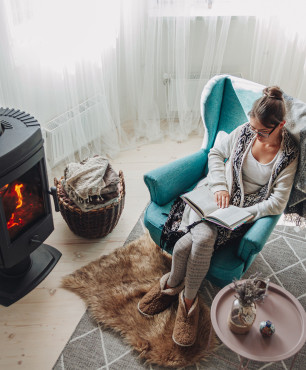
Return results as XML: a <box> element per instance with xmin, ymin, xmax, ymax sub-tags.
<box><xmin>200</xmin><ymin>75</ymin><xmax>264</xmax><ymax>175</ymax></box>
<box><xmin>200</xmin><ymin>75</ymin><xmax>265</xmax><ymax>148</ymax></box>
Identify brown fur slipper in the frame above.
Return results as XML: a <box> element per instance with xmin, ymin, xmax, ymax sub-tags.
<box><xmin>172</xmin><ymin>291</ymin><xmax>199</xmax><ymax>347</ymax></box>
<box><xmin>138</xmin><ymin>273</ymin><xmax>184</xmax><ymax>317</ymax></box>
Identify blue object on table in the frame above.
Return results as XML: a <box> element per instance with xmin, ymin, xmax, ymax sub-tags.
<box><xmin>143</xmin><ymin>74</ymin><xmax>281</xmax><ymax>287</ymax></box>
<box><xmin>260</xmin><ymin>320</ymin><xmax>276</xmax><ymax>337</ymax></box>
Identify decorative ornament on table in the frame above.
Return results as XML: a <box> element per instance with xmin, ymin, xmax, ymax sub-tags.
<box><xmin>260</xmin><ymin>320</ymin><xmax>275</xmax><ymax>337</ymax></box>
<box><xmin>228</xmin><ymin>273</ymin><xmax>269</xmax><ymax>334</ymax></box>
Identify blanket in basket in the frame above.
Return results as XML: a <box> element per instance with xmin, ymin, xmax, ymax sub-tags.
<box><xmin>62</xmin><ymin>156</ymin><xmax>120</xmax><ymax>212</ymax></box>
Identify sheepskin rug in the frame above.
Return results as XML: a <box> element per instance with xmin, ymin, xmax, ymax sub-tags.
<box><xmin>62</xmin><ymin>232</ymin><xmax>217</xmax><ymax>368</ymax></box>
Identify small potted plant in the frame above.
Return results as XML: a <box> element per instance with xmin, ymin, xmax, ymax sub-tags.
<box><xmin>228</xmin><ymin>273</ymin><xmax>268</xmax><ymax>334</ymax></box>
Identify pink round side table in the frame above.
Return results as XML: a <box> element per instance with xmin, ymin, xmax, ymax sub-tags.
<box><xmin>211</xmin><ymin>281</ymin><xmax>306</xmax><ymax>369</ymax></box>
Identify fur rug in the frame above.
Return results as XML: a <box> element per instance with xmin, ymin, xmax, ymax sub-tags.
<box><xmin>62</xmin><ymin>232</ymin><xmax>217</xmax><ymax>368</ymax></box>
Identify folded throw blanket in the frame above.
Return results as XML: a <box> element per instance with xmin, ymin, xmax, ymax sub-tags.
<box><xmin>62</xmin><ymin>156</ymin><xmax>120</xmax><ymax>212</ymax></box>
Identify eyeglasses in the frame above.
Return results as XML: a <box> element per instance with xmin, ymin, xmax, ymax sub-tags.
<box><xmin>249</xmin><ymin>123</ymin><xmax>277</xmax><ymax>138</ymax></box>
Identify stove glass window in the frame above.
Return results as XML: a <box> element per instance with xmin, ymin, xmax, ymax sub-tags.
<box><xmin>0</xmin><ymin>163</ymin><xmax>46</xmax><ymax>241</ymax></box>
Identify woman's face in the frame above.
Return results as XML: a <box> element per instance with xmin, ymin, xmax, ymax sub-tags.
<box><xmin>249</xmin><ymin>117</ymin><xmax>280</xmax><ymax>142</ymax></box>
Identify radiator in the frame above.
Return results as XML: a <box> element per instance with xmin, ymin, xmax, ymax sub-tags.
<box><xmin>43</xmin><ymin>94</ymin><xmax>111</xmax><ymax>168</ymax></box>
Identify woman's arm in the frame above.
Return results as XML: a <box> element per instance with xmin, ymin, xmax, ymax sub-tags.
<box><xmin>243</xmin><ymin>157</ymin><xmax>298</xmax><ymax>221</ymax></box>
<box><xmin>207</xmin><ymin>125</ymin><xmax>243</xmax><ymax>194</ymax></box>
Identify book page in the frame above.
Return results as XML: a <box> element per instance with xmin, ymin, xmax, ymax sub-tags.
<box><xmin>208</xmin><ymin>205</ymin><xmax>251</xmax><ymax>227</ymax></box>
<box><xmin>181</xmin><ymin>185</ymin><xmax>218</xmax><ymax>217</ymax></box>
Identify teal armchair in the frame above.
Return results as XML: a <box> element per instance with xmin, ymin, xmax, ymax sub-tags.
<box><xmin>143</xmin><ymin>75</ymin><xmax>280</xmax><ymax>288</ymax></box>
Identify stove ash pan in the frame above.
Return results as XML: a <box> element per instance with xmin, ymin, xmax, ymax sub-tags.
<box><xmin>0</xmin><ymin>108</ymin><xmax>61</xmax><ymax>306</ymax></box>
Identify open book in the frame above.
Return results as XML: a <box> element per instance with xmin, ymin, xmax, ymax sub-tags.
<box><xmin>180</xmin><ymin>186</ymin><xmax>253</xmax><ymax>230</ymax></box>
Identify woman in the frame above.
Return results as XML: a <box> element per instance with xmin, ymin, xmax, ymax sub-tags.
<box><xmin>138</xmin><ymin>86</ymin><xmax>299</xmax><ymax>347</ymax></box>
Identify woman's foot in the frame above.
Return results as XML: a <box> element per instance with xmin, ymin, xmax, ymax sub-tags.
<box><xmin>166</xmin><ymin>284</ymin><xmax>194</xmax><ymax>312</ymax></box>
<box><xmin>172</xmin><ymin>291</ymin><xmax>199</xmax><ymax>347</ymax></box>
<box><xmin>138</xmin><ymin>273</ymin><xmax>185</xmax><ymax>317</ymax></box>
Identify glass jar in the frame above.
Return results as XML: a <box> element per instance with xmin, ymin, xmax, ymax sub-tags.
<box><xmin>228</xmin><ymin>298</ymin><xmax>256</xmax><ymax>334</ymax></box>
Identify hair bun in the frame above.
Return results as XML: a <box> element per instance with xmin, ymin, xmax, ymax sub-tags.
<box><xmin>263</xmin><ymin>86</ymin><xmax>283</xmax><ymax>101</ymax></box>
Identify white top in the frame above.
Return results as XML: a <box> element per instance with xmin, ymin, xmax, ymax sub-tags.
<box><xmin>242</xmin><ymin>146</ymin><xmax>280</xmax><ymax>194</ymax></box>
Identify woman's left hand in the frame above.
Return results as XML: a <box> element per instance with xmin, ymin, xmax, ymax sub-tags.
<box><xmin>214</xmin><ymin>190</ymin><xmax>230</xmax><ymax>208</ymax></box>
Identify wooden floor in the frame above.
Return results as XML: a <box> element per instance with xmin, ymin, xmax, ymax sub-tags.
<box><xmin>0</xmin><ymin>134</ymin><xmax>203</xmax><ymax>370</ymax></box>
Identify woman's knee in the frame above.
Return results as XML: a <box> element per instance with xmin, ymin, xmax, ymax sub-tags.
<box><xmin>191</xmin><ymin>222</ymin><xmax>217</xmax><ymax>247</ymax></box>
<box><xmin>172</xmin><ymin>233</ymin><xmax>192</xmax><ymax>257</ymax></box>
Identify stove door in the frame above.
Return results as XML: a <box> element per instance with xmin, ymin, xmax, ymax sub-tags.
<box><xmin>0</xmin><ymin>148</ymin><xmax>54</xmax><ymax>268</ymax></box>
<box><xmin>1</xmin><ymin>162</ymin><xmax>46</xmax><ymax>242</ymax></box>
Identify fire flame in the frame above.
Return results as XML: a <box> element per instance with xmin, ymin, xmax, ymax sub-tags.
<box><xmin>2</xmin><ymin>175</ymin><xmax>45</xmax><ymax>241</ymax></box>
<box><xmin>7</xmin><ymin>184</ymin><xmax>24</xmax><ymax>229</ymax></box>
<box><xmin>15</xmin><ymin>184</ymin><xmax>24</xmax><ymax>208</ymax></box>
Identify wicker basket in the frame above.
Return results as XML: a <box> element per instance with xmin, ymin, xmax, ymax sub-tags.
<box><xmin>54</xmin><ymin>171</ymin><xmax>125</xmax><ymax>238</ymax></box>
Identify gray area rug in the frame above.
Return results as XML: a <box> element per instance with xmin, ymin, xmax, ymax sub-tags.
<box><xmin>53</xmin><ymin>217</ymin><xmax>306</xmax><ymax>370</ymax></box>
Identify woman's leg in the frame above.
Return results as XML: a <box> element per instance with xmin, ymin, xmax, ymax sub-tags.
<box><xmin>138</xmin><ymin>227</ymin><xmax>191</xmax><ymax>317</ymax></box>
<box><xmin>172</xmin><ymin>221</ymin><xmax>217</xmax><ymax>346</ymax></box>
<box><xmin>167</xmin><ymin>231</ymin><xmax>193</xmax><ymax>288</ymax></box>
<box><xmin>184</xmin><ymin>221</ymin><xmax>217</xmax><ymax>302</ymax></box>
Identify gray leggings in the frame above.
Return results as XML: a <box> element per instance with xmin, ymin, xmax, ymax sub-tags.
<box><xmin>167</xmin><ymin>221</ymin><xmax>217</xmax><ymax>300</ymax></box>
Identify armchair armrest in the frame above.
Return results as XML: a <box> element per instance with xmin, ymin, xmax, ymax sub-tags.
<box><xmin>144</xmin><ymin>149</ymin><xmax>209</xmax><ymax>206</ymax></box>
<box><xmin>237</xmin><ymin>214</ymin><xmax>280</xmax><ymax>266</ymax></box>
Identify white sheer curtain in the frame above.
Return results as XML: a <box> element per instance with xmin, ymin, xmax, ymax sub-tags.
<box><xmin>118</xmin><ymin>0</ymin><xmax>232</xmax><ymax>143</ymax></box>
<box><xmin>0</xmin><ymin>0</ymin><xmax>305</xmax><ymax>172</ymax></box>
<box><xmin>0</xmin><ymin>0</ymin><xmax>231</xmax><ymax>170</ymax></box>
<box><xmin>249</xmin><ymin>0</ymin><xmax>306</xmax><ymax>101</ymax></box>
<box><xmin>0</xmin><ymin>0</ymin><xmax>123</xmax><ymax>169</ymax></box>
<box><xmin>134</xmin><ymin>1</ymin><xmax>232</xmax><ymax>142</ymax></box>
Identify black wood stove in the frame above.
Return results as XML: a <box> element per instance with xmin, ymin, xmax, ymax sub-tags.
<box><xmin>0</xmin><ymin>108</ymin><xmax>61</xmax><ymax>306</ymax></box>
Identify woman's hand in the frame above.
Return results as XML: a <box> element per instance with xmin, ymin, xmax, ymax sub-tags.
<box><xmin>214</xmin><ymin>190</ymin><xmax>230</xmax><ymax>208</ymax></box>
